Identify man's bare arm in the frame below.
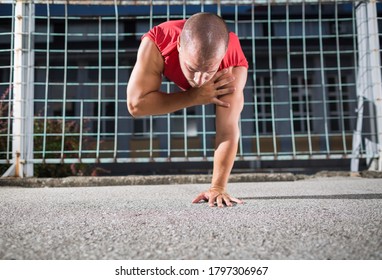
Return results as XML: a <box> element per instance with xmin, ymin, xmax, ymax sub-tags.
<box><xmin>192</xmin><ymin>66</ymin><xmax>248</xmax><ymax>207</ymax></box>
<box><xmin>127</xmin><ymin>38</ymin><xmax>236</xmax><ymax>117</ymax></box>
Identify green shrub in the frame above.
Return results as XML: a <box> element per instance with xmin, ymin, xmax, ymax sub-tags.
<box><xmin>34</xmin><ymin>117</ymin><xmax>91</xmax><ymax>177</ymax></box>
<box><xmin>0</xmin><ymin>87</ymin><xmax>106</xmax><ymax>177</ymax></box>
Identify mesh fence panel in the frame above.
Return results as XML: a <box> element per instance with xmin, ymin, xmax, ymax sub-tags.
<box><xmin>0</xmin><ymin>1</ymin><xmax>381</xmax><ymax>174</ymax></box>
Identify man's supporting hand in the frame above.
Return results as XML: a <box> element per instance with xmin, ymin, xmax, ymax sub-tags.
<box><xmin>192</xmin><ymin>187</ymin><xmax>244</xmax><ymax>208</ymax></box>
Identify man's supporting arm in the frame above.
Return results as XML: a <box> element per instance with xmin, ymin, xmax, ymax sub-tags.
<box><xmin>192</xmin><ymin>66</ymin><xmax>248</xmax><ymax>207</ymax></box>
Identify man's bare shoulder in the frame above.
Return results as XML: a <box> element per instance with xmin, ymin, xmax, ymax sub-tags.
<box><xmin>137</xmin><ymin>37</ymin><xmax>164</xmax><ymax>74</ymax></box>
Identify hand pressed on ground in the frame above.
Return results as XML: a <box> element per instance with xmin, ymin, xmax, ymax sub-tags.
<box><xmin>192</xmin><ymin>188</ymin><xmax>244</xmax><ymax>208</ymax></box>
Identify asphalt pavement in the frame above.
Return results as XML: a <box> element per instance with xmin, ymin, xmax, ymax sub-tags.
<box><xmin>0</xmin><ymin>176</ymin><xmax>381</xmax><ymax>260</ymax></box>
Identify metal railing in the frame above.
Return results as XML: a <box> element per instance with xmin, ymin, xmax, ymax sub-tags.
<box><xmin>0</xmin><ymin>0</ymin><xmax>381</xmax><ymax>177</ymax></box>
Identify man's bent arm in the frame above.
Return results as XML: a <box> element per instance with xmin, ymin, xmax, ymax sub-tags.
<box><xmin>127</xmin><ymin>38</ymin><xmax>193</xmax><ymax>117</ymax></box>
<box><xmin>127</xmin><ymin>38</ymin><xmax>235</xmax><ymax>117</ymax></box>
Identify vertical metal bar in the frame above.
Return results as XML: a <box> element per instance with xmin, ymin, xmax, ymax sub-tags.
<box><xmin>351</xmin><ymin>1</ymin><xmax>382</xmax><ymax>171</ymax></box>
<box><xmin>149</xmin><ymin>116</ymin><xmax>153</xmax><ymax>159</ymax></box>
<box><xmin>252</xmin><ymin>2</ymin><xmax>260</xmax><ymax>157</ymax></box>
<box><xmin>149</xmin><ymin>0</ymin><xmax>153</xmax><ymax>29</ymax></box>
<box><xmin>286</xmin><ymin>2</ymin><xmax>296</xmax><ymax>157</ymax></box>
<box><xmin>217</xmin><ymin>0</ymin><xmax>221</xmax><ymax>17</ymax></box>
<box><xmin>7</xmin><ymin>0</ymin><xmax>24</xmax><ymax>177</ymax></box>
<box><xmin>182</xmin><ymin>0</ymin><xmax>186</xmax><ymax>20</ymax></box>
<box><xmin>167</xmin><ymin>113</ymin><xmax>171</xmax><ymax>158</ymax></box>
<box><xmin>113</xmin><ymin>0</ymin><xmax>119</xmax><ymax>161</ymax></box>
<box><xmin>318</xmin><ymin>2</ymin><xmax>330</xmax><ymax>154</ymax></box>
<box><xmin>202</xmin><ymin>105</ymin><xmax>206</xmax><ymax>158</ymax></box>
<box><xmin>365</xmin><ymin>3</ymin><xmax>378</xmax><ymax>163</ymax></box>
<box><xmin>24</xmin><ymin>0</ymin><xmax>34</xmax><ymax>177</ymax></box>
<box><xmin>351</xmin><ymin>2</ymin><xmax>359</xmax><ymax>120</ymax></box>
<box><xmin>352</xmin><ymin>1</ymin><xmax>367</xmax><ymax>171</ymax></box>
<box><xmin>352</xmin><ymin>2</ymin><xmax>359</xmax><ymax>112</ymax></box>
<box><xmin>3</xmin><ymin>0</ymin><xmax>34</xmax><ymax>177</ymax></box>
<box><xmin>96</xmin><ymin>17</ymin><xmax>102</xmax><ymax>160</ymax></box>
<box><xmin>166</xmin><ymin>0</ymin><xmax>170</xmax><ymax>21</ymax></box>
<box><xmin>79</xmin><ymin>100</ymin><xmax>83</xmax><ymax>160</ymax></box>
<box><xmin>268</xmin><ymin>1</ymin><xmax>277</xmax><ymax>155</ymax></box>
<box><xmin>234</xmin><ymin>2</ymin><xmax>238</xmax><ymax>34</ymax></box>
<box><xmin>149</xmin><ymin>0</ymin><xmax>154</xmax><ymax>158</ymax></box>
<box><xmin>302</xmin><ymin>1</ymin><xmax>313</xmax><ymax>155</ymax></box>
<box><xmin>183</xmin><ymin>108</ymin><xmax>187</xmax><ymax>157</ymax></box>
<box><xmin>334</xmin><ymin>3</ymin><xmax>347</xmax><ymax>153</ymax></box>
<box><xmin>367</xmin><ymin>1</ymin><xmax>382</xmax><ymax>170</ymax></box>
<box><xmin>167</xmin><ymin>85</ymin><xmax>171</xmax><ymax>159</ymax></box>
<box><xmin>42</xmin><ymin>2</ymin><xmax>50</xmax><ymax>161</ymax></box>
<box><xmin>60</xmin><ymin>2</ymin><xmax>68</xmax><ymax>163</ymax></box>
<box><xmin>234</xmin><ymin>1</ymin><xmax>244</xmax><ymax>158</ymax></box>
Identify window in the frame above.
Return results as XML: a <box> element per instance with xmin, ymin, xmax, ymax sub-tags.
<box><xmin>327</xmin><ymin>75</ymin><xmax>351</xmax><ymax>131</ymax></box>
<box><xmin>255</xmin><ymin>77</ymin><xmax>273</xmax><ymax>134</ymax></box>
<box><xmin>291</xmin><ymin>76</ymin><xmax>313</xmax><ymax>133</ymax></box>
<box><xmin>0</xmin><ymin>67</ymin><xmax>10</xmax><ymax>97</ymax></box>
<box><xmin>67</xmin><ymin>21</ymin><xmax>124</xmax><ymax>42</ymax></box>
<box><xmin>89</xmin><ymin>84</ymin><xmax>116</xmax><ymax>138</ymax></box>
<box><xmin>171</xmin><ymin>108</ymin><xmax>198</xmax><ymax>137</ymax></box>
<box><xmin>133</xmin><ymin>118</ymin><xmax>151</xmax><ymax>138</ymax></box>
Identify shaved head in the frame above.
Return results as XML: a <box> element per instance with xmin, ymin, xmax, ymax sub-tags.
<box><xmin>178</xmin><ymin>13</ymin><xmax>229</xmax><ymax>87</ymax></box>
<box><xmin>180</xmin><ymin>13</ymin><xmax>229</xmax><ymax>63</ymax></box>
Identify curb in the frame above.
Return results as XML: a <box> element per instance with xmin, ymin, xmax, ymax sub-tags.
<box><xmin>0</xmin><ymin>171</ymin><xmax>380</xmax><ymax>188</ymax></box>
<box><xmin>0</xmin><ymin>173</ymin><xmax>295</xmax><ymax>188</ymax></box>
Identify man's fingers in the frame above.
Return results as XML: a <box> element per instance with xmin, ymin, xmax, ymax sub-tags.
<box><xmin>223</xmin><ymin>195</ymin><xmax>233</xmax><ymax>207</ymax></box>
<box><xmin>210</xmin><ymin>194</ymin><xmax>233</xmax><ymax>208</ymax></box>
<box><xmin>215</xmin><ymin>87</ymin><xmax>236</xmax><ymax>97</ymax></box>
<box><xmin>217</xmin><ymin>195</ymin><xmax>224</xmax><ymax>208</ymax></box>
<box><xmin>208</xmin><ymin>193</ymin><xmax>219</xmax><ymax>207</ymax></box>
<box><xmin>192</xmin><ymin>192</ymin><xmax>207</xmax><ymax>203</ymax></box>
<box><xmin>229</xmin><ymin>196</ymin><xmax>244</xmax><ymax>204</ymax></box>
<box><xmin>192</xmin><ymin>190</ymin><xmax>243</xmax><ymax>207</ymax></box>
<box><xmin>213</xmin><ymin>87</ymin><xmax>236</xmax><ymax>107</ymax></box>
<box><xmin>214</xmin><ymin>76</ymin><xmax>235</xmax><ymax>89</ymax></box>
<box><xmin>212</xmin><ymin>68</ymin><xmax>229</xmax><ymax>82</ymax></box>
<box><xmin>213</xmin><ymin>98</ymin><xmax>230</xmax><ymax>108</ymax></box>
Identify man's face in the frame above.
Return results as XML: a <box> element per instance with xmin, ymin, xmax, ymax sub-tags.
<box><xmin>178</xmin><ymin>41</ymin><xmax>225</xmax><ymax>88</ymax></box>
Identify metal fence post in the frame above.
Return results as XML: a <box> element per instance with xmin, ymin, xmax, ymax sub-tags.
<box><xmin>352</xmin><ymin>1</ymin><xmax>382</xmax><ymax>172</ymax></box>
<box><xmin>367</xmin><ymin>1</ymin><xmax>382</xmax><ymax>171</ymax></box>
<box><xmin>2</xmin><ymin>0</ymin><xmax>34</xmax><ymax>178</ymax></box>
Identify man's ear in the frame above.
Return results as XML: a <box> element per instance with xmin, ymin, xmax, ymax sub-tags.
<box><xmin>177</xmin><ymin>36</ymin><xmax>181</xmax><ymax>52</ymax></box>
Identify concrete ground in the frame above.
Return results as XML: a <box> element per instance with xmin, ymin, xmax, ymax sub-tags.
<box><xmin>0</xmin><ymin>176</ymin><xmax>381</xmax><ymax>260</ymax></box>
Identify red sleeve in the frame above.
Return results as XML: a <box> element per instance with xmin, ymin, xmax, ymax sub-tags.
<box><xmin>220</xmin><ymin>32</ymin><xmax>248</xmax><ymax>69</ymax></box>
<box><xmin>141</xmin><ymin>25</ymin><xmax>168</xmax><ymax>54</ymax></box>
<box><xmin>141</xmin><ymin>21</ymin><xmax>183</xmax><ymax>57</ymax></box>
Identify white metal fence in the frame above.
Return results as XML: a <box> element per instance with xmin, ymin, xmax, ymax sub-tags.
<box><xmin>0</xmin><ymin>0</ymin><xmax>381</xmax><ymax>177</ymax></box>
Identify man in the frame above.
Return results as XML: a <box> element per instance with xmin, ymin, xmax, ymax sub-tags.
<box><xmin>127</xmin><ymin>13</ymin><xmax>248</xmax><ymax>208</ymax></box>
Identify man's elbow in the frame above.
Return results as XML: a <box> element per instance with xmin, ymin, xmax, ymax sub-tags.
<box><xmin>127</xmin><ymin>99</ymin><xmax>144</xmax><ymax>118</ymax></box>
<box><xmin>127</xmin><ymin>94</ymin><xmax>145</xmax><ymax>118</ymax></box>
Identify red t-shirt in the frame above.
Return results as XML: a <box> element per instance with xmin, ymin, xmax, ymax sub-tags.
<box><xmin>142</xmin><ymin>19</ymin><xmax>248</xmax><ymax>90</ymax></box>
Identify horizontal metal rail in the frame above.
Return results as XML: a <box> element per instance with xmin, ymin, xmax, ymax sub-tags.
<box><xmin>0</xmin><ymin>0</ymin><xmax>359</xmax><ymax>5</ymax></box>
